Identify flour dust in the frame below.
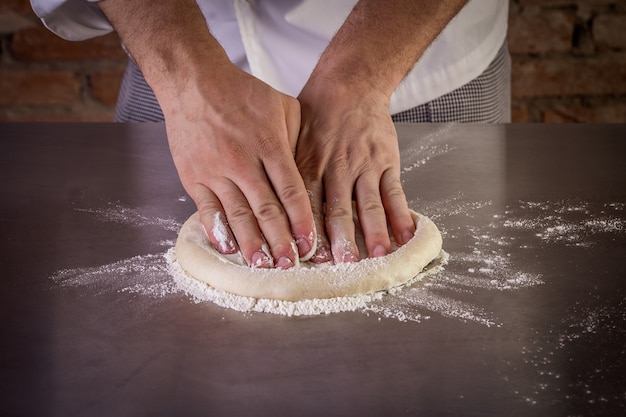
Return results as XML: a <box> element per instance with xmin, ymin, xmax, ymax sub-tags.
<box><xmin>499</xmin><ymin>294</ymin><xmax>626</xmax><ymax>409</ymax></box>
<box><xmin>400</xmin><ymin>123</ymin><xmax>456</xmax><ymax>174</ymax></box>
<box><xmin>49</xmin><ymin>196</ymin><xmax>624</xmax><ymax>328</ymax></box>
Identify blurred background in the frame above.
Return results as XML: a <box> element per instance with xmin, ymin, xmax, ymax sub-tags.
<box><xmin>1</xmin><ymin>0</ymin><xmax>624</xmax><ymax>123</ymax></box>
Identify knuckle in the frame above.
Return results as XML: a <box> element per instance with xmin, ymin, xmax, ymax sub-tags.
<box><xmin>190</xmin><ymin>185</ymin><xmax>221</xmax><ymax>220</ymax></box>
<box><xmin>381</xmin><ymin>172</ymin><xmax>407</xmax><ymax>199</ymax></box>
<box><xmin>387</xmin><ymin>177</ymin><xmax>403</xmax><ymax>190</ymax></box>
<box><xmin>329</xmin><ymin>155</ymin><xmax>350</xmax><ymax>173</ymax></box>
<box><xmin>326</xmin><ymin>204</ymin><xmax>353</xmax><ymax>221</ymax></box>
<box><xmin>255</xmin><ymin>133</ymin><xmax>280</xmax><ymax>158</ymax></box>
<box><xmin>255</xmin><ymin>200</ymin><xmax>285</xmax><ymax>223</ymax></box>
<box><xmin>227</xmin><ymin>204</ymin><xmax>255</xmax><ymax>226</ymax></box>
<box><xmin>359</xmin><ymin>199</ymin><xmax>385</xmax><ymax>216</ymax></box>
<box><xmin>277</xmin><ymin>182</ymin><xmax>307</xmax><ymax>206</ymax></box>
<box><xmin>385</xmin><ymin>185</ymin><xmax>406</xmax><ymax>200</ymax></box>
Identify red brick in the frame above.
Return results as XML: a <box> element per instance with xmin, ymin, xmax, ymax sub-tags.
<box><xmin>0</xmin><ymin>0</ymin><xmax>36</xmax><ymax>16</ymax></box>
<box><xmin>542</xmin><ymin>108</ymin><xmax>579</xmax><ymax>123</ymax></box>
<box><xmin>11</xmin><ymin>25</ymin><xmax>125</xmax><ymax>62</ymax></box>
<box><xmin>0</xmin><ymin>10</ymin><xmax>35</xmax><ymax>33</ymax></box>
<box><xmin>511</xmin><ymin>104</ymin><xmax>530</xmax><ymax>123</ymax></box>
<box><xmin>519</xmin><ymin>0</ymin><xmax>618</xmax><ymax>5</ymax></box>
<box><xmin>594</xmin><ymin>14</ymin><xmax>626</xmax><ymax>50</ymax></box>
<box><xmin>508</xmin><ymin>8</ymin><xmax>574</xmax><ymax>55</ymax></box>
<box><xmin>0</xmin><ymin>105</ymin><xmax>115</xmax><ymax>122</ymax></box>
<box><xmin>511</xmin><ymin>53</ymin><xmax>626</xmax><ymax>98</ymax></box>
<box><xmin>0</xmin><ymin>69</ymin><xmax>81</xmax><ymax>105</ymax></box>
<box><xmin>517</xmin><ymin>0</ymin><xmax>570</xmax><ymax>4</ymax></box>
<box><xmin>543</xmin><ymin>102</ymin><xmax>626</xmax><ymax>122</ymax></box>
<box><xmin>89</xmin><ymin>66</ymin><xmax>126</xmax><ymax>106</ymax></box>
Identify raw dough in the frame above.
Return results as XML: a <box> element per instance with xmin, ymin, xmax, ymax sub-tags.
<box><xmin>175</xmin><ymin>210</ymin><xmax>443</xmax><ymax>301</ymax></box>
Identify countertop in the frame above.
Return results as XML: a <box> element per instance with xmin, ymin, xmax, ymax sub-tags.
<box><xmin>1</xmin><ymin>123</ymin><xmax>625</xmax><ymax>416</ymax></box>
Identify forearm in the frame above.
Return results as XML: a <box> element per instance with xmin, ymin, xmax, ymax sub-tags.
<box><xmin>308</xmin><ymin>0</ymin><xmax>468</xmax><ymax>99</ymax></box>
<box><xmin>97</xmin><ymin>0</ymin><xmax>232</xmax><ymax>105</ymax></box>
<box><xmin>98</xmin><ymin>0</ymin><xmax>315</xmax><ymax>268</ymax></box>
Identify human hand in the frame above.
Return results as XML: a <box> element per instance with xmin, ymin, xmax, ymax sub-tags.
<box><xmin>296</xmin><ymin>82</ymin><xmax>415</xmax><ymax>264</ymax></box>
<box><xmin>163</xmin><ymin>67</ymin><xmax>316</xmax><ymax>269</ymax></box>
<box><xmin>289</xmin><ymin>0</ymin><xmax>466</xmax><ymax>264</ymax></box>
<box><xmin>95</xmin><ymin>0</ymin><xmax>316</xmax><ymax>268</ymax></box>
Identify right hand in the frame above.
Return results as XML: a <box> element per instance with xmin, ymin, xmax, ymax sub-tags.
<box><xmin>162</xmin><ymin>66</ymin><xmax>316</xmax><ymax>269</ymax></box>
<box><xmin>95</xmin><ymin>0</ymin><xmax>316</xmax><ymax>268</ymax></box>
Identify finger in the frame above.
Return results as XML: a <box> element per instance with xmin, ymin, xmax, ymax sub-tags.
<box><xmin>311</xmin><ymin>206</ymin><xmax>332</xmax><ymax>263</ymax></box>
<box><xmin>212</xmin><ymin>179</ymin><xmax>275</xmax><ymax>268</ymax></box>
<box><xmin>284</xmin><ymin>95</ymin><xmax>300</xmax><ymax>157</ymax></box>
<box><xmin>260</xmin><ymin>138</ymin><xmax>316</xmax><ymax>262</ymax></box>
<box><xmin>283</xmin><ymin>96</ymin><xmax>318</xmax><ymax>261</ymax></box>
<box><xmin>234</xmin><ymin>168</ymin><xmax>299</xmax><ymax>269</ymax></box>
<box><xmin>303</xmin><ymin>177</ymin><xmax>332</xmax><ymax>263</ymax></box>
<box><xmin>354</xmin><ymin>172</ymin><xmax>392</xmax><ymax>258</ymax></box>
<box><xmin>192</xmin><ymin>184</ymin><xmax>238</xmax><ymax>254</ymax></box>
<box><xmin>325</xmin><ymin>180</ymin><xmax>360</xmax><ymax>264</ymax></box>
<box><xmin>380</xmin><ymin>169</ymin><xmax>415</xmax><ymax>245</ymax></box>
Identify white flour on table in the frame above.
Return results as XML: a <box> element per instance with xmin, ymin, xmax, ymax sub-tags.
<box><xmin>46</xmin><ymin>198</ymin><xmax>626</xmax><ymax>415</ymax></box>
<box><xmin>76</xmin><ymin>202</ymin><xmax>181</xmax><ymax>232</ymax></box>
<box><xmin>51</xmin><ymin>195</ymin><xmax>626</xmax><ymax>326</ymax></box>
<box><xmin>400</xmin><ymin>124</ymin><xmax>456</xmax><ymax>174</ymax></box>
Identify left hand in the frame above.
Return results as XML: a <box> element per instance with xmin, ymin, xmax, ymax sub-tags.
<box><xmin>296</xmin><ymin>81</ymin><xmax>415</xmax><ymax>264</ymax></box>
<box><xmin>291</xmin><ymin>0</ymin><xmax>467</xmax><ymax>264</ymax></box>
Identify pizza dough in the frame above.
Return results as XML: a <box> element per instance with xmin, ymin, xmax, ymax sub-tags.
<box><xmin>175</xmin><ymin>210</ymin><xmax>443</xmax><ymax>301</ymax></box>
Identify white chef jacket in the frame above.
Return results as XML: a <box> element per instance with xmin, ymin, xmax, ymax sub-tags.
<box><xmin>30</xmin><ymin>0</ymin><xmax>508</xmax><ymax>114</ymax></box>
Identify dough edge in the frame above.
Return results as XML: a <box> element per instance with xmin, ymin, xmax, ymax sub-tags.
<box><xmin>175</xmin><ymin>210</ymin><xmax>443</xmax><ymax>302</ymax></box>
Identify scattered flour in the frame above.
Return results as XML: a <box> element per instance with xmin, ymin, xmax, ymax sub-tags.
<box><xmin>504</xmin><ymin>295</ymin><xmax>626</xmax><ymax>408</ymax></box>
<box><xmin>400</xmin><ymin>124</ymin><xmax>456</xmax><ymax>174</ymax></box>
<box><xmin>76</xmin><ymin>202</ymin><xmax>181</xmax><ymax>232</ymax></box>
<box><xmin>502</xmin><ymin>199</ymin><xmax>625</xmax><ymax>247</ymax></box>
<box><xmin>50</xmin><ymin>197</ymin><xmax>624</xmax><ymax>327</ymax></box>
<box><xmin>365</xmin><ymin>283</ymin><xmax>497</xmax><ymax>326</ymax></box>
<box><xmin>51</xmin><ymin>253</ymin><xmax>178</xmax><ymax>298</ymax></box>
<box><xmin>412</xmin><ymin>192</ymin><xmax>493</xmax><ymax>224</ymax></box>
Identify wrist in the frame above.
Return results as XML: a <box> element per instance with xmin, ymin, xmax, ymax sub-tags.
<box><xmin>98</xmin><ymin>0</ymin><xmax>235</xmax><ymax>111</ymax></box>
<box><xmin>300</xmin><ymin>70</ymin><xmax>392</xmax><ymax>113</ymax></box>
<box><xmin>146</xmin><ymin>40</ymin><xmax>234</xmax><ymax>109</ymax></box>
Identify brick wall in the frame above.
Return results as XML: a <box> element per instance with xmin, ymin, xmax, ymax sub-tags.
<box><xmin>509</xmin><ymin>0</ymin><xmax>626</xmax><ymax>122</ymax></box>
<box><xmin>0</xmin><ymin>0</ymin><xmax>127</xmax><ymax>121</ymax></box>
<box><xmin>1</xmin><ymin>0</ymin><xmax>625</xmax><ymax>122</ymax></box>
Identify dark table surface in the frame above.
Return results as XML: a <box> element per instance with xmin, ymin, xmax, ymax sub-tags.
<box><xmin>1</xmin><ymin>123</ymin><xmax>625</xmax><ymax>417</ymax></box>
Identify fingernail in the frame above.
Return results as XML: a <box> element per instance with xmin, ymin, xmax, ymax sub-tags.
<box><xmin>372</xmin><ymin>245</ymin><xmax>388</xmax><ymax>258</ymax></box>
<box><xmin>402</xmin><ymin>229</ymin><xmax>414</xmax><ymax>244</ymax></box>
<box><xmin>335</xmin><ymin>239</ymin><xmax>359</xmax><ymax>263</ymax></box>
<box><xmin>251</xmin><ymin>249</ymin><xmax>273</xmax><ymax>268</ymax></box>
<box><xmin>340</xmin><ymin>251</ymin><xmax>359</xmax><ymax>263</ymax></box>
<box><xmin>276</xmin><ymin>256</ymin><xmax>294</xmax><ymax>270</ymax></box>
<box><xmin>311</xmin><ymin>245</ymin><xmax>332</xmax><ymax>263</ymax></box>
<box><xmin>296</xmin><ymin>236</ymin><xmax>312</xmax><ymax>258</ymax></box>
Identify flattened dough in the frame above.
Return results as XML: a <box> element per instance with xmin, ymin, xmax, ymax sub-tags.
<box><xmin>175</xmin><ymin>210</ymin><xmax>443</xmax><ymax>301</ymax></box>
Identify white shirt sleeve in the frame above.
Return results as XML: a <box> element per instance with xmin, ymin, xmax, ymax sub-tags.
<box><xmin>30</xmin><ymin>0</ymin><xmax>113</xmax><ymax>41</ymax></box>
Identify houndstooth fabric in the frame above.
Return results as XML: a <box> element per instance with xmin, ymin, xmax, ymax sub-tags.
<box><xmin>392</xmin><ymin>43</ymin><xmax>511</xmax><ymax>123</ymax></box>
<box><xmin>114</xmin><ymin>61</ymin><xmax>164</xmax><ymax>122</ymax></box>
<box><xmin>115</xmin><ymin>42</ymin><xmax>510</xmax><ymax>123</ymax></box>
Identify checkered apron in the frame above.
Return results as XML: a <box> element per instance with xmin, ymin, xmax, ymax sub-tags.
<box><xmin>115</xmin><ymin>42</ymin><xmax>511</xmax><ymax>123</ymax></box>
